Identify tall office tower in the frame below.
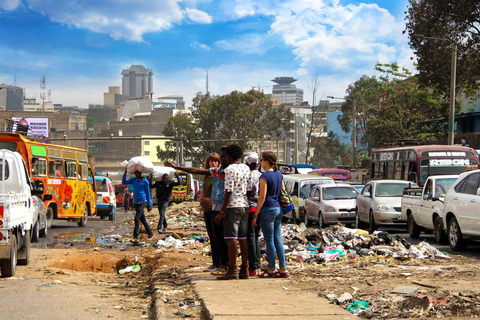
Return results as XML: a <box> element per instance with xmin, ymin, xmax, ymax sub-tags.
<box><xmin>121</xmin><ymin>65</ymin><xmax>154</xmax><ymax>99</ymax></box>
<box><xmin>271</xmin><ymin>76</ymin><xmax>304</xmax><ymax>106</ymax></box>
<box><xmin>0</xmin><ymin>84</ymin><xmax>23</xmax><ymax>110</ymax></box>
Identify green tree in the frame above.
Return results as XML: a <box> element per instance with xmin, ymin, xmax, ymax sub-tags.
<box><xmin>310</xmin><ymin>131</ymin><xmax>350</xmax><ymax>168</ymax></box>
<box><xmin>157</xmin><ymin>90</ymin><xmax>293</xmax><ymax>165</ymax></box>
<box><xmin>405</xmin><ymin>0</ymin><xmax>480</xmax><ymax>94</ymax></box>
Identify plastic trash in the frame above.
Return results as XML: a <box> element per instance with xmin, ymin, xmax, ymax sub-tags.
<box><xmin>346</xmin><ymin>300</ymin><xmax>369</xmax><ymax>315</ymax></box>
<box><xmin>119</xmin><ymin>264</ymin><xmax>141</xmax><ymax>274</ymax></box>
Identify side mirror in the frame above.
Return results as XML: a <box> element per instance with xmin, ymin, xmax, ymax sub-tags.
<box><xmin>43</xmin><ymin>194</ymin><xmax>53</xmax><ymax>201</ymax></box>
<box><xmin>310</xmin><ymin>196</ymin><xmax>319</xmax><ymax>201</ymax></box>
<box><xmin>31</xmin><ymin>180</ymin><xmax>44</xmax><ymax>196</ymax></box>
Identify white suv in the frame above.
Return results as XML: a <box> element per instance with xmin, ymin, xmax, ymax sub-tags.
<box><xmin>443</xmin><ymin>170</ymin><xmax>480</xmax><ymax>251</ymax></box>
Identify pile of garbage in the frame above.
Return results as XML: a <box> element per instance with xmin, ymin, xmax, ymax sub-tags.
<box><xmin>282</xmin><ymin>224</ymin><xmax>450</xmax><ymax>264</ymax></box>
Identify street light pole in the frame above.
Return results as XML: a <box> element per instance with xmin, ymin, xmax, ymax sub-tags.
<box><xmin>412</xmin><ymin>34</ymin><xmax>457</xmax><ymax>145</ymax></box>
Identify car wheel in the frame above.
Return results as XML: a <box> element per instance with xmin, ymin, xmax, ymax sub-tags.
<box><xmin>291</xmin><ymin>210</ymin><xmax>297</xmax><ymax>224</ymax></box>
<box><xmin>78</xmin><ymin>205</ymin><xmax>88</xmax><ymax>227</ymax></box>
<box><xmin>1</xmin><ymin>233</ymin><xmax>17</xmax><ymax>277</ymax></box>
<box><xmin>18</xmin><ymin>231</ymin><xmax>31</xmax><ymax>266</ymax></box>
<box><xmin>305</xmin><ymin>213</ymin><xmax>311</xmax><ymax>227</ymax></box>
<box><xmin>31</xmin><ymin>220</ymin><xmax>40</xmax><ymax>243</ymax></box>
<box><xmin>109</xmin><ymin>211</ymin><xmax>116</xmax><ymax>221</ymax></box>
<box><xmin>368</xmin><ymin>210</ymin><xmax>377</xmax><ymax>233</ymax></box>
<box><xmin>40</xmin><ymin>218</ymin><xmax>48</xmax><ymax>238</ymax></box>
<box><xmin>448</xmin><ymin>216</ymin><xmax>467</xmax><ymax>251</ymax></box>
<box><xmin>434</xmin><ymin>216</ymin><xmax>448</xmax><ymax>244</ymax></box>
<box><xmin>407</xmin><ymin>214</ymin><xmax>421</xmax><ymax>238</ymax></box>
<box><xmin>318</xmin><ymin>212</ymin><xmax>324</xmax><ymax>229</ymax></box>
<box><xmin>46</xmin><ymin>207</ymin><xmax>54</xmax><ymax>229</ymax></box>
<box><xmin>355</xmin><ymin>208</ymin><xmax>364</xmax><ymax>229</ymax></box>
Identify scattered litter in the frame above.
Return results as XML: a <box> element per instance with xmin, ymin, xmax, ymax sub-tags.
<box><xmin>391</xmin><ymin>286</ymin><xmax>418</xmax><ymax>294</ymax></box>
<box><xmin>346</xmin><ymin>300</ymin><xmax>369</xmax><ymax>315</ymax></box>
<box><xmin>119</xmin><ymin>264</ymin><xmax>141</xmax><ymax>274</ymax></box>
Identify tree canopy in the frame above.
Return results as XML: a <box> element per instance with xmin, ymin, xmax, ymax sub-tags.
<box><xmin>405</xmin><ymin>0</ymin><xmax>480</xmax><ymax>94</ymax></box>
<box><xmin>157</xmin><ymin>90</ymin><xmax>293</xmax><ymax>166</ymax></box>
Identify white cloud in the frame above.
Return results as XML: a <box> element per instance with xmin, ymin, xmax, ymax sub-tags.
<box><xmin>185</xmin><ymin>8</ymin><xmax>212</xmax><ymax>23</ymax></box>
<box><xmin>0</xmin><ymin>0</ymin><xmax>21</xmax><ymax>11</ymax></box>
<box><xmin>215</xmin><ymin>33</ymin><xmax>274</xmax><ymax>55</ymax></box>
<box><xmin>24</xmin><ymin>0</ymin><xmax>211</xmax><ymax>42</ymax></box>
<box><xmin>191</xmin><ymin>41</ymin><xmax>210</xmax><ymax>50</ymax></box>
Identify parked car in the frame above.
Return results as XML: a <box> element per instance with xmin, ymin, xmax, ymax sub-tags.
<box><xmin>304</xmin><ymin>183</ymin><xmax>358</xmax><ymax>228</ymax></box>
<box><xmin>283</xmin><ymin>174</ymin><xmax>335</xmax><ymax>224</ymax></box>
<box><xmin>30</xmin><ymin>194</ymin><xmax>48</xmax><ymax>242</ymax></box>
<box><xmin>443</xmin><ymin>170</ymin><xmax>480</xmax><ymax>251</ymax></box>
<box><xmin>401</xmin><ymin>175</ymin><xmax>458</xmax><ymax>243</ymax></box>
<box><xmin>356</xmin><ymin>180</ymin><xmax>418</xmax><ymax>233</ymax></box>
<box><xmin>94</xmin><ymin>176</ymin><xmax>116</xmax><ymax>221</ymax></box>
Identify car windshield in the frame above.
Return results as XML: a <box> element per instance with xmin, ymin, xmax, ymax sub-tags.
<box><xmin>375</xmin><ymin>183</ymin><xmax>413</xmax><ymax>197</ymax></box>
<box><xmin>322</xmin><ymin>187</ymin><xmax>358</xmax><ymax>200</ymax></box>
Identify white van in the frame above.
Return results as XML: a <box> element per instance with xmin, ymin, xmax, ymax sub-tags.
<box><xmin>283</xmin><ymin>174</ymin><xmax>335</xmax><ymax>223</ymax></box>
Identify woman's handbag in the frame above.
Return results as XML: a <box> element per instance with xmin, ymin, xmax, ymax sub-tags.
<box><xmin>279</xmin><ymin>189</ymin><xmax>295</xmax><ymax>214</ymax></box>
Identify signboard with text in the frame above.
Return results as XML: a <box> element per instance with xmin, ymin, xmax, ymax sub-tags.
<box><xmin>12</xmin><ymin>117</ymin><xmax>49</xmax><ymax>138</ymax></box>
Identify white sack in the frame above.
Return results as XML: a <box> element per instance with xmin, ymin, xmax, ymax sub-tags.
<box><xmin>151</xmin><ymin>166</ymin><xmax>176</xmax><ymax>181</ymax></box>
<box><xmin>125</xmin><ymin>156</ymin><xmax>154</xmax><ymax>174</ymax></box>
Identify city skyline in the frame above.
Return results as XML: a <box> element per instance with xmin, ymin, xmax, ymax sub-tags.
<box><xmin>0</xmin><ymin>0</ymin><xmax>413</xmax><ymax>109</ymax></box>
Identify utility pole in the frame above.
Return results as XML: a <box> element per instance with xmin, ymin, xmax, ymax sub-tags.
<box><xmin>352</xmin><ymin>100</ymin><xmax>357</xmax><ymax>169</ymax></box>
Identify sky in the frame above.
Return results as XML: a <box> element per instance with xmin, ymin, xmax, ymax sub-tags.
<box><xmin>0</xmin><ymin>0</ymin><xmax>414</xmax><ymax>109</ymax></box>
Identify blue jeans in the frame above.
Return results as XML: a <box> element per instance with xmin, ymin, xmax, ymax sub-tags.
<box><xmin>157</xmin><ymin>201</ymin><xmax>169</xmax><ymax>231</ymax></box>
<box><xmin>133</xmin><ymin>202</ymin><xmax>153</xmax><ymax>239</ymax></box>
<box><xmin>247</xmin><ymin>211</ymin><xmax>261</xmax><ymax>270</ymax></box>
<box><xmin>204</xmin><ymin>210</ymin><xmax>219</xmax><ymax>267</ymax></box>
<box><xmin>212</xmin><ymin>210</ymin><xmax>229</xmax><ymax>267</ymax></box>
<box><xmin>260</xmin><ymin>206</ymin><xmax>285</xmax><ymax>270</ymax></box>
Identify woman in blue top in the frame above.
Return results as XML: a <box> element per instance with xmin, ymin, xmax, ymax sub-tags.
<box><xmin>252</xmin><ymin>151</ymin><xmax>288</xmax><ymax>278</ymax></box>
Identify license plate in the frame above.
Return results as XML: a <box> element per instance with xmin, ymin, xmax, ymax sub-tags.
<box><xmin>342</xmin><ymin>212</ymin><xmax>355</xmax><ymax>217</ymax></box>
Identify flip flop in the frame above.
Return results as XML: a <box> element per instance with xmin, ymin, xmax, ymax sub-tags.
<box><xmin>278</xmin><ymin>271</ymin><xmax>290</xmax><ymax>278</ymax></box>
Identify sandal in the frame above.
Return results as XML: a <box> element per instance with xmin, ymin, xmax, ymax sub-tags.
<box><xmin>258</xmin><ymin>272</ymin><xmax>279</xmax><ymax>278</ymax></box>
<box><xmin>130</xmin><ymin>238</ymin><xmax>138</xmax><ymax>243</ymax></box>
<box><xmin>147</xmin><ymin>234</ymin><xmax>154</xmax><ymax>241</ymax></box>
<box><xmin>278</xmin><ymin>271</ymin><xmax>290</xmax><ymax>278</ymax></box>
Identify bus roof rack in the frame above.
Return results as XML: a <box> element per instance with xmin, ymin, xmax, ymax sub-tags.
<box><xmin>385</xmin><ymin>139</ymin><xmax>422</xmax><ymax>147</ymax></box>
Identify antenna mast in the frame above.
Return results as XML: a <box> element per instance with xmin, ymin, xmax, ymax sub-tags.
<box><xmin>206</xmin><ymin>70</ymin><xmax>209</xmax><ymax>96</ymax></box>
<box><xmin>40</xmin><ymin>76</ymin><xmax>46</xmax><ymax>112</ymax></box>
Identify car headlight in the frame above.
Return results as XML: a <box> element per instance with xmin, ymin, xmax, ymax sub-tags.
<box><xmin>376</xmin><ymin>204</ymin><xmax>396</xmax><ymax>212</ymax></box>
<box><xmin>325</xmin><ymin>205</ymin><xmax>336</xmax><ymax>212</ymax></box>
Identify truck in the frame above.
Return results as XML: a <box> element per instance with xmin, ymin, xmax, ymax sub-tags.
<box><xmin>401</xmin><ymin>175</ymin><xmax>459</xmax><ymax>243</ymax></box>
<box><xmin>0</xmin><ymin>149</ymin><xmax>46</xmax><ymax>277</ymax></box>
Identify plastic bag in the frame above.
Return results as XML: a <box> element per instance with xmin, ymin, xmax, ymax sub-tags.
<box><xmin>119</xmin><ymin>264</ymin><xmax>141</xmax><ymax>274</ymax></box>
<box><xmin>151</xmin><ymin>166</ymin><xmax>176</xmax><ymax>181</ymax></box>
<box><xmin>125</xmin><ymin>156</ymin><xmax>154</xmax><ymax>174</ymax></box>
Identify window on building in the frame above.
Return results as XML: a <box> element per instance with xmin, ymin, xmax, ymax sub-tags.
<box><xmin>144</xmin><ymin>151</ymin><xmax>150</xmax><ymax>156</ymax></box>
<box><xmin>144</xmin><ymin>141</ymin><xmax>150</xmax><ymax>145</ymax></box>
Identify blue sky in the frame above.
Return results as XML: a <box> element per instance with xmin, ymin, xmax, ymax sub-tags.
<box><xmin>0</xmin><ymin>0</ymin><xmax>413</xmax><ymax>109</ymax></box>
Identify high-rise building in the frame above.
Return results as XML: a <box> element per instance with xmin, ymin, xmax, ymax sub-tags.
<box><xmin>121</xmin><ymin>65</ymin><xmax>154</xmax><ymax>99</ymax></box>
<box><xmin>271</xmin><ymin>77</ymin><xmax>303</xmax><ymax>106</ymax></box>
<box><xmin>0</xmin><ymin>84</ymin><xmax>23</xmax><ymax>111</ymax></box>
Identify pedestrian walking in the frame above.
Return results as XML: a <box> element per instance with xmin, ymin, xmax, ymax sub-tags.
<box><xmin>252</xmin><ymin>151</ymin><xmax>289</xmax><ymax>278</ymax></box>
<box><xmin>245</xmin><ymin>152</ymin><xmax>262</xmax><ymax>276</ymax></box>
<box><xmin>215</xmin><ymin>144</ymin><xmax>251</xmax><ymax>280</ymax></box>
<box><xmin>149</xmin><ymin>171</ymin><xmax>181</xmax><ymax>234</ymax></box>
<box><xmin>122</xmin><ymin>168</ymin><xmax>154</xmax><ymax>242</ymax></box>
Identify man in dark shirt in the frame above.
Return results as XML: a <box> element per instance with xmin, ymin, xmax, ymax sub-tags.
<box><xmin>149</xmin><ymin>172</ymin><xmax>180</xmax><ymax>234</ymax></box>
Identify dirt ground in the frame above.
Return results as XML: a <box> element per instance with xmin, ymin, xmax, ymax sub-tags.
<box><xmin>14</xmin><ymin>201</ymin><xmax>480</xmax><ymax>319</ymax></box>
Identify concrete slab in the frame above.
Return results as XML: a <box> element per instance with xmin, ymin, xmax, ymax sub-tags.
<box><xmin>191</xmin><ymin>275</ymin><xmax>356</xmax><ymax>320</ymax></box>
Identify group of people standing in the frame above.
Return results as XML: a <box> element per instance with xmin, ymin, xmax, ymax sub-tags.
<box><xmin>167</xmin><ymin>144</ymin><xmax>288</xmax><ymax>280</ymax></box>
<box><xmin>121</xmin><ymin>144</ymin><xmax>288</xmax><ymax>279</ymax></box>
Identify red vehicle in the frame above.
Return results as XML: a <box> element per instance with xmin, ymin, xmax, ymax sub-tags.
<box><xmin>370</xmin><ymin>145</ymin><xmax>479</xmax><ymax>187</ymax></box>
<box><xmin>114</xmin><ymin>184</ymin><xmax>128</xmax><ymax>207</ymax></box>
<box><xmin>309</xmin><ymin>168</ymin><xmax>351</xmax><ymax>181</ymax></box>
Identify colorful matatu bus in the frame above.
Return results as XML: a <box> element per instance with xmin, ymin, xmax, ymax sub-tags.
<box><xmin>170</xmin><ymin>171</ymin><xmax>194</xmax><ymax>203</ymax></box>
<box><xmin>0</xmin><ymin>133</ymin><xmax>97</xmax><ymax>228</ymax></box>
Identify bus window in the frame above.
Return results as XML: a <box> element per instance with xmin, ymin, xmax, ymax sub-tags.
<box><xmin>32</xmin><ymin>157</ymin><xmax>47</xmax><ymax>176</ymax></box>
<box><xmin>48</xmin><ymin>160</ymin><xmax>63</xmax><ymax>177</ymax></box>
<box><xmin>65</xmin><ymin>161</ymin><xmax>77</xmax><ymax>179</ymax></box>
<box><xmin>78</xmin><ymin>162</ymin><xmax>88</xmax><ymax>180</ymax></box>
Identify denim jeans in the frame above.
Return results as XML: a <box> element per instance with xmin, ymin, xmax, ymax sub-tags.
<box><xmin>133</xmin><ymin>202</ymin><xmax>153</xmax><ymax>239</ymax></box>
<box><xmin>247</xmin><ymin>211</ymin><xmax>261</xmax><ymax>270</ymax></box>
<box><xmin>204</xmin><ymin>210</ymin><xmax>219</xmax><ymax>267</ymax></box>
<box><xmin>260</xmin><ymin>206</ymin><xmax>285</xmax><ymax>270</ymax></box>
<box><xmin>212</xmin><ymin>210</ymin><xmax>229</xmax><ymax>267</ymax></box>
<box><xmin>157</xmin><ymin>201</ymin><xmax>169</xmax><ymax>231</ymax></box>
